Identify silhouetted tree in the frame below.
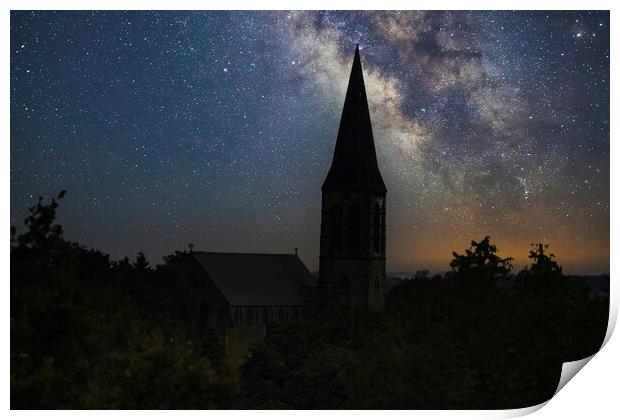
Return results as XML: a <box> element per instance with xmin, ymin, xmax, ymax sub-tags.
<box><xmin>517</xmin><ymin>243</ymin><xmax>563</xmax><ymax>292</ymax></box>
<box><xmin>449</xmin><ymin>236</ymin><xmax>513</xmax><ymax>283</ymax></box>
<box><xmin>161</xmin><ymin>250</ymin><xmax>189</xmax><ymax>266</ymax></box>
<box><xmin>133</xmin><ymin>251</ymin><xmax>150</xmax><ymax>272</ymax></box>
<box><xmin>513</xmin><ymin>243</ymin><xmax>605</xmax><ymax>363</ymax></box>
<box><xmin>13</xmin><ymin>190</ymin><xmax>66</xmax><ymax>251</ymax></box>
<box><xmin>11</xmin><ymin>193</ymin><xmax>235</xmax><ymax>408</ymax></box>
<box><xmin>528</xmin><ymin>243</ymin><xmax>562</xmax><ymax>273</ymax></box>
<box><xmin>10</xmin><ymin>194</ymin><xmax>608</xmax><ymax>409</ymax></box>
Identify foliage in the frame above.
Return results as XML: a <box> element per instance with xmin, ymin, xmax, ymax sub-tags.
<box><xmin>13</xmin><ymin>190</ymin><xmax>66</xmax><ymax>251</ymax></box>
<box><xmin>133</xmin><ymin>251</ymin><xmax>151</xmax><ymax>273</ymax></box>
<box><xmin>448</xmin><ymin>236</ymin><xmax>513</xmax><ymax>289</ymax></box>
<box><xmin>11</xmin><ymin>197</ymin><xmax>609</xmax><ymax>409</ymax></box>
<box><xmin>11</xmin><ymin>193</ymin><xmax>236</xmax><ymax>408</ymax></box>
<box><xmin>240</xmin><ymin>237</ymin><xmax>608</xmax><ymax>409</ymax></box>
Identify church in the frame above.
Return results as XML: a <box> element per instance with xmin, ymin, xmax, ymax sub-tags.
<box><xmin>185</xmin><ymin>45</ymin><xmax>387</xmax><ymax>341</ymax></box>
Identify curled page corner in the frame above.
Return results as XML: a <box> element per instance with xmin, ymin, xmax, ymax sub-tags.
<box><xmin>504</xmin><ymin>298</ymin><xmax>616</xmax><ymax>417</ymax></box>
<box><xmin>602</xmin><ymin>283</ymin><xmax>618</xmax><ymax>348</ymax></box>
<box><xmin>551</xmin><ymin>298</ymin><xmax>616</xmax><ymax>398</ymax></box>
<box><xmin>554</xmin><ymin>355</ymin><xmax>595</xmax><ymax>396</ymax></box>
<box><xmin>500</xmin><ymin>401</ymin><xmax>548</xmax><ymax>418</ymax></box>
<box><xmin>502</xmin><ymin>355</ymin><xmax>598</xmax><ymax>418</ymax></box>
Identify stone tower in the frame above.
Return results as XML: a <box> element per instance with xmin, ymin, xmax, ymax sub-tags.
<box><xmin>319</xmin><ymin>45</ymin><xmax>387</xmax><ymax>310</ymax></box>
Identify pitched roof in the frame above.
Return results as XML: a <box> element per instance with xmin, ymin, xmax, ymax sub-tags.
<box><xmin>191</xmin><ymin>252</ymin><xmax>316</xmax><ymax>306</ymax></box>
<box><xmin>322</xmin><ymin>44</ymin><xmax>386</xmax><ymax>194</ymax></box>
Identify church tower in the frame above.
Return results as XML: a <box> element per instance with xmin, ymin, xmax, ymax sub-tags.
<box><xmin>319</xmin><ymin>45</ymin><xmax>387</xmax><ymax>310</ymax></box>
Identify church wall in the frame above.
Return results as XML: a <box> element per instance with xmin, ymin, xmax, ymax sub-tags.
<box><xmin>183</xmin><ymin>256</ymin><xmax>231</xmax><ymax>335</ymax></box>
<box><xmin>319</xmin><ymin>257</ymin><xmax>385</xmax><ymax>308</ymax></box>
<box><xmin>319</xmin><ymin>192</ymin><xmax>386</xmax><ymax>257</ymax></box>
<box><xmin>319</xmin><ymin>191</ymin><xmax>386</xmax><ymax>309</ymax></box>
<box><xmin>230</xmin><ymin>305</ymin><xmax>302</xmax><ymax>326</ymax></box>
<box><xmin>183</xmin><ymin>255</ymin><xmax>313</xmax><ymax>345</ymax></box>
<box><xmin>230</xmin><ymin>305</ymin><xmax>303</xmax><ymax>342</ymax></box>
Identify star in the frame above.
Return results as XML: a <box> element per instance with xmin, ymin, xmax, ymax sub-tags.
<box><xmin>9</xmin><ymin>10</ymin><xmax>609</xmax><ymax>274</ymax></box>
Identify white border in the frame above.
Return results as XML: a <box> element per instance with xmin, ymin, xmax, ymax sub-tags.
<box><xmin>4</xmin><ymin>1</ymin><xmax>617</xmax><ymax>419</ymax></box>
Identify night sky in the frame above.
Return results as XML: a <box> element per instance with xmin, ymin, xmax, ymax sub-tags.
<box><xmin>10</xmin><ymin>11</ymin><xmax>609</xmax><ymax>274</ymax></box>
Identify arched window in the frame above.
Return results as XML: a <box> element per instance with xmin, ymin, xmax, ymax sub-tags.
<box><xmin>381</xmin><ymin>204</ymin><xmax>386</xmax><ymax>254</ymax></box>
<box><xmin>293</xmin><ymin>308</ymin><xmax>299</xmax><ymax>320</ymax></box>
<box><xmin>347</xmin><ymin>204</ymin><xmax>360</xmax><ymax>254</ymax></box>
<box><xmin>330</xmin><ymin>205</ymin><xmax>342</xmax><ymax>253</ymax></box>
<box><xmin>373</xmin><ymin>203</ymin><xmax>381</xmax><ymax>252</ymax></box>
<box><xmin>263</xmin><ymin>308</ymin><xmax>269</xmax><ymax>324</ymax></box>
<box><xmin>278</xmin><ymin>308</ymin><xmax>285</xmax><ymax>320</ymax></box>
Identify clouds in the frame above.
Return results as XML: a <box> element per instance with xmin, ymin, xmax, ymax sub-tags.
<box><xmin>285</xmin><ymin>11</ymin><xmax>432</xmax><ymax>161</ymax></box>
<box><xmin>277</xmin><ymin>11</ymin><xmax>608</xmax><ymax>271</ymax></box>
<box><xmin>284</xmin><ymin>11</ymin><xmax>528</xmax><ymax>191</ymax></box>
<box><xmin>367</xmin><ymin>10</ymin><xmax>428</xmax><ymax>44</ymax></box>
<box><xmin>10</xmin><ymin>11</ymin><xmax>608</xmax><ymax>273</ymax></box>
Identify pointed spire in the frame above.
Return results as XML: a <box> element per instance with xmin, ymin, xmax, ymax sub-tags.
<box><xmin>322</xmin><ymin>44</ymin><xmax>386</xmax><ymax>194</ymax></box>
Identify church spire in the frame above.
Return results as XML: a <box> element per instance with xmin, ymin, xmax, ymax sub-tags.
<box><xmin>321</xmin><ymin>44</ymin><xmax>386</xmax><ymax>194</ymax></box>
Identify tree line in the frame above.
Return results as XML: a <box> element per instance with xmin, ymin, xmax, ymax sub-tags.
<box><xmin>11</xmin><ymin>193</ymin><xmax>609</xmax><ymax>408</ymax></box>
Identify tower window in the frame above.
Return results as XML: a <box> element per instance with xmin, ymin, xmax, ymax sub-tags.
<box><xmin>347</xmin><ymin>204</ymin><xmax>360</xmax><ymax>254</ymax></box>
<box><xmin>381</xmin><ymin>204</ymin><xmax>386</xmax><ymax>254</ymax></box>
<box><xmin>330</xmin><ymin>205</ymin><xmax>342</xmax><ymax>253</ymax></box>
<box><xmin>373</xmin><ymin>203</ymin><xmax>381</xmax><ymax>252</ymax></box>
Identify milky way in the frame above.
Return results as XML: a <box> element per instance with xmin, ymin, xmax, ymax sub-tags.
<box><xmin>10</xmin><ymin>11</ymin><xmax>609</xmax><ymax>274</ymax></box>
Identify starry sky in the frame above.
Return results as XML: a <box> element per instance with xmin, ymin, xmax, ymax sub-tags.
<box><xmin>10</xmin><ymin>11</ymin><xmax>609</xmax><ymax>274</ymax></box>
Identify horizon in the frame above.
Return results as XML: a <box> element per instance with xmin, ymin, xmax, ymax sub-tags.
<box><xmin>11</xmin><ymin>11</ymin><xmax>610</xmax><ymax>276</ymax></box>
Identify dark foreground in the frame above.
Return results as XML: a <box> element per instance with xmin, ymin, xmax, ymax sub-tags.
<box><xmin>11</xmin><ymin>195</ymin><xmax>608</xmax><ymax>409</ymax></box>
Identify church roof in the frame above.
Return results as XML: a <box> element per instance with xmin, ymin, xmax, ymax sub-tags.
<box><xmin>322</xmin><ymin>44</ymin><xmax>387</xmax><ymax>194</ymax></box>
<box><xmin>191</xmin><ymin>252</ymin><xmax>316</xmax><ymax>306</ymax></box>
